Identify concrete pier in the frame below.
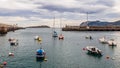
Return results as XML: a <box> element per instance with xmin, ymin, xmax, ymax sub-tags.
<box><xmin>62</xmin><ymin>25</ymin><xmax>120</xmax><ymax>31</ymax></box>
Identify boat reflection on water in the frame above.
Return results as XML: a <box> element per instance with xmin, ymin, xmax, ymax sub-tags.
<box><xmin>86</xmin><ymin>52</ymin><xmax>102</xmax><ymax>58</ymax></box>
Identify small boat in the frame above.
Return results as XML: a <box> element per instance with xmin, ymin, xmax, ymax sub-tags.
<box><xmin>107</xmin><ymin>39</ymin><xmax>117</xmax><ymax>46</ymax></box>
<box><xmin>8</xmin><ymin>52</ymin><xmax>14</xmax><ymax>56</ymax></box>
<box><xmin>34</xmin><ymin>36</ymin><xmax>42</xmax><ymax>41</ymax></box>
<box><xmin>8</xmin><ymin>38</ymin><xmax>18</xmax><ymax>45</ymax></box>
<box><xmin>36</xmin><ymin>48</ymin><xmax>46</xmax><ymax>61</ymax></box>
<box><xmin>99</xmin><ymin>37</ymin><xmax>107</xmax><ymax>44</ymax></box>
<box><xmin>52</xmin><ymin>31</ymin><xmax>58</xmax><ymax>37</ymax></box>
<box><xmin>85</xmin><ymin>35</ymin><xmax>92</xmax><ymax>40</ymax></box>
<box><xmin>59</xmin><ymin>34</ymin><xmax>64</xmax><ymax>40</ymax></box>
<box><xmin>86</xmin><ymin>46</ymin><xmax>102</xmax><ymax>56</ymax></box>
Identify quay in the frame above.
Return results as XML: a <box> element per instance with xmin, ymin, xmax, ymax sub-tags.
<box><xmin>62</xmin><ymin>25</ymin><xmax>120</xmax><ymax>31</ymax></box>
<box><xmin>0</xmin><ymin>24</ymin><xmax>25</xmax><ymax>34</ymax></box>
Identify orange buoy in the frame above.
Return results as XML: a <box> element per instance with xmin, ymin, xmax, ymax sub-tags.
<box><xmin>3</xmin><ymin>62</ymin><xmax>7</xmax><ymax>65</ymax></box>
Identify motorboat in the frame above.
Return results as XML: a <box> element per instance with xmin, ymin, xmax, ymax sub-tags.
<box><xmin>59</xmin><ymin>34</ymin><xmax>64</xmax><ymax>40</ymax></box>
<box><xmin>107</xmin><ymin>39</ymin><xmax>117</xmax><ymax>46</ymax></box>
<box><xmin>99</xmin><ymin>37</ymin><xmax>107</xmax><ymax>44</ymax></box>
<box><xmin>8</xmin><ymin>38</ymin><xmax>18</xmax><ymax>45</ymax></box>
<box><xmin>36</xmin><ymin>48</ymin><xmax>46</xmax><ymax>61</ymax></box>
<box><xmin>86</xmin><ymin>46</ymin><xmax>102</xmax><ymax>56</ymax></box>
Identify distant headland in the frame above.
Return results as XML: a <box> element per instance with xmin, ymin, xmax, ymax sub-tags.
<box><xmin>26</xmin><ymin>25</ymin><xmax>50</xmax><ymax>28</ymax></box>
<box><xmin>62</xmin><ymin>20</ymin><xmax>120</xmax><ymax>31</ymax></box>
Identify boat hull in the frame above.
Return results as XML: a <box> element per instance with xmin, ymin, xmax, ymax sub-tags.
<box><xmin>10</xmin><ymin>42</ymin><xmax>18</xmax><ymax>45</ymax></box>
<box><xmin>36</xmin><ymin>55</ymin><xmax>45</xmax><ymax>61</ymax></box>
<box><xmin>87</xmin><ymin>50</ymin><xmax>102</xmax><ymax>56</ymax></box>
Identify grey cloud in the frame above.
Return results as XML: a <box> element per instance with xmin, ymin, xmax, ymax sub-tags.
<box><xmin>39</xmin><ymin>4</ymin><xmax>106</xmax><ymax>14</ymax></box>
<box><xmin>0</xmin><ymin>8</ymin><xmax>39</xmax><ymax>17</ymax></box>
<box><xmin>84</xmin><ymin>0</ymin><xmax>114</xmax><ymax>7</ymax></box>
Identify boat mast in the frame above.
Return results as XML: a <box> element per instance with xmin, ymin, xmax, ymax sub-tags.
<box><xmin>53</xmin><ymin>15</ymin><xmax>55</xmax><ymax>31</ymax></box>
<box><xmin>86</xmin><ymin>12</ymin><xmax>89</xmax><ymax>29</ymax></box>
<box><xmin>60</xmin><ymin>15</ymin><xmax>62</xmax><ymax>34</ymax></box>
<box><xmin>87</xmin><ymin>12</ymin><xmax>88</xmax><ymax>26</ymax></box>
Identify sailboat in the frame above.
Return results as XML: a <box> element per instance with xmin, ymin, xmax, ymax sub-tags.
<box><xmin>58</xmin><ymin>16</ymin><xmax>64</xmax><ymax>40</ymax></box>
<box><xmin>52</xmin><ymin>16</ymin><xmax>58</xmax><ymax>37</ymax></box>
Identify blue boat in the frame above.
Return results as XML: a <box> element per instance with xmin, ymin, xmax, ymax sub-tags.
<box><xmin>36</xmin><ymin>48</ymin><xmax>46</xmax><ymax>61</ymax></box>
<box><xmin>52</xmin><ymin>31</ymin><xmax>58</xmax><ymax>37</ymax></box>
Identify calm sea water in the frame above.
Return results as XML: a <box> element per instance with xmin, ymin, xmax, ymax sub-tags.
<box><xmin>0</xmin><ymin>28</ymin><xmax>120</xmax><ymax>68</ymax></box>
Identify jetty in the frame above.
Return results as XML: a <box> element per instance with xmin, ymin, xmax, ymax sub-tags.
<box><xmin>0</xmin><ymin>23</ymin><xmax>25</xmax><ymax>34</ymax></box>
<box><xmin>62</xmin><ymin>25</ymin><xmax>120</xmax><ymax>31</ymax></box>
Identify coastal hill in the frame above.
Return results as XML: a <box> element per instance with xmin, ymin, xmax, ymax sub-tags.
<box><xmin>80</xmin><ymin>20</ymin><xmax>120</xmax><ymax>26</ymax></box>
<box><xmin>62</xmin><ymin>20</ymin><xmax>120</xmax><ymax>31</ymax></box>
<box><xmin>27</xmin><ymin>25</ymin><xmax>50</xmax><ymax>28</ymax></box>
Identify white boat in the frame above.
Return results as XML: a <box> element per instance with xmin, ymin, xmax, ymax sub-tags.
<box><xmin>52</xmin><ymin>31</ymin><xmax>58</xmax><ymax>37</ymax></box>
<box><xmin>99</xmin><ymin>37</ymin><xmax>107</xmax><ymax>44</ymax></box>
<box><xmin>86</xmin><ymin>46</ymin><xmax>102</xmax><ymax>56</ymax></box>
<box><xmin>85</xmin><ymin>35</ymin><xmax>92</xmax><ymax>39</ymax></box>
<box><xmin>8</xmin><ymin>38</ymin><xmax>18</xmax><ymax>45</ymax></box>
<box><xmin>107</xmin><ymin>40</ymin><xmax>117</xmax><ymax>46</ymax></box>
<box><xmin>34</xmin><ymin>36</ymin><xmax>42</xmax><ymax>41</ymax></box>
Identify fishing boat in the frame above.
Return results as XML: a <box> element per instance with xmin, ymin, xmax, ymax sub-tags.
<box><xmin>8</xmin><ymin>38</ymin><xmax>18</xmax><ymax>45</ymax></box>
<box><xmin>52</xmin><ymin>16</ymin><xmax>58</xmax><ymax>37</ymax></box>
<box><xmin>107</xmin><ymin>39</ymin><xmax>117</xmax><ymax>46</ymax></box>
<box><xmin>86</xmin><ymin>46</ymin><xmax>102</xmax><ymax>56</ymax></box>
<box><xmin>99</xmin><ymin>37</ymin><xmax>107</xmax><ymax>44</ymax></box>
<box><xmin>36</xmin><ymin>48</ymin><xmax>46</xmax><ymax>61</ymax></box>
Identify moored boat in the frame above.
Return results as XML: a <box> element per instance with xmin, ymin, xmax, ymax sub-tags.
<box><xmin>107</xmin><ymin>39</ymin><xmax>117</xmax><ymax>46</ymax></box>
<box><xmin>52</xmin><ymin>31</ymin><xmax>58</xmax><ymax>37</ymax></box>
<box><xmin>86</xmin><ymin>46</ymin><xmax>102</xmax><ymax>56</ymax></box>
<box><xmin>36</xmin><ymin>48</ymin><xmax>46</xmax><ymax>61</ymax></box>
<box><xmin>34</xmin><ymin>36</ymin><xmax>42</xmax><ymax>41</ymax></box>
<box><xmin>8</xmin><ymin>38</ymin><xmax>18</xmax><ymax>45</ymax></box>
<box><xmin>59</xmin><ymin>34</ymin><xmax>64</xmax><ymax>40</ymax></box>
<box><xmin>85</xmin><ymin>35</ymin><xmax>92</xmax><ymax>40</ymax></box>
<box><xmin>99</xmin><ymin>37</ymin><xmax>107</xmax><ymax>44</ymax></box>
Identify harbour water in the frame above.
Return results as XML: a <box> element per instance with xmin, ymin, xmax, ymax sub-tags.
<box><xmin>0</xmin><ymin>28</ymin><xmax>120</xmax><ymax>68</ymax></box>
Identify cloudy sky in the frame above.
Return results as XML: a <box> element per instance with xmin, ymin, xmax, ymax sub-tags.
<box><xmin>0</xmin><ymin>0</ymin><xmax>120</xmax><ymax>27</ymax></box>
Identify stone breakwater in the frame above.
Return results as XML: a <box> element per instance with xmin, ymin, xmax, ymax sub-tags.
<box><xmin>62</xmin><ymin>26</ymin><xmax>120</xmax><ymax>31</ymax></box>
<box><xmin>0</xmin><ymin>26</ymin><xmax>25</xmax><ymax>34</ymax></box>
